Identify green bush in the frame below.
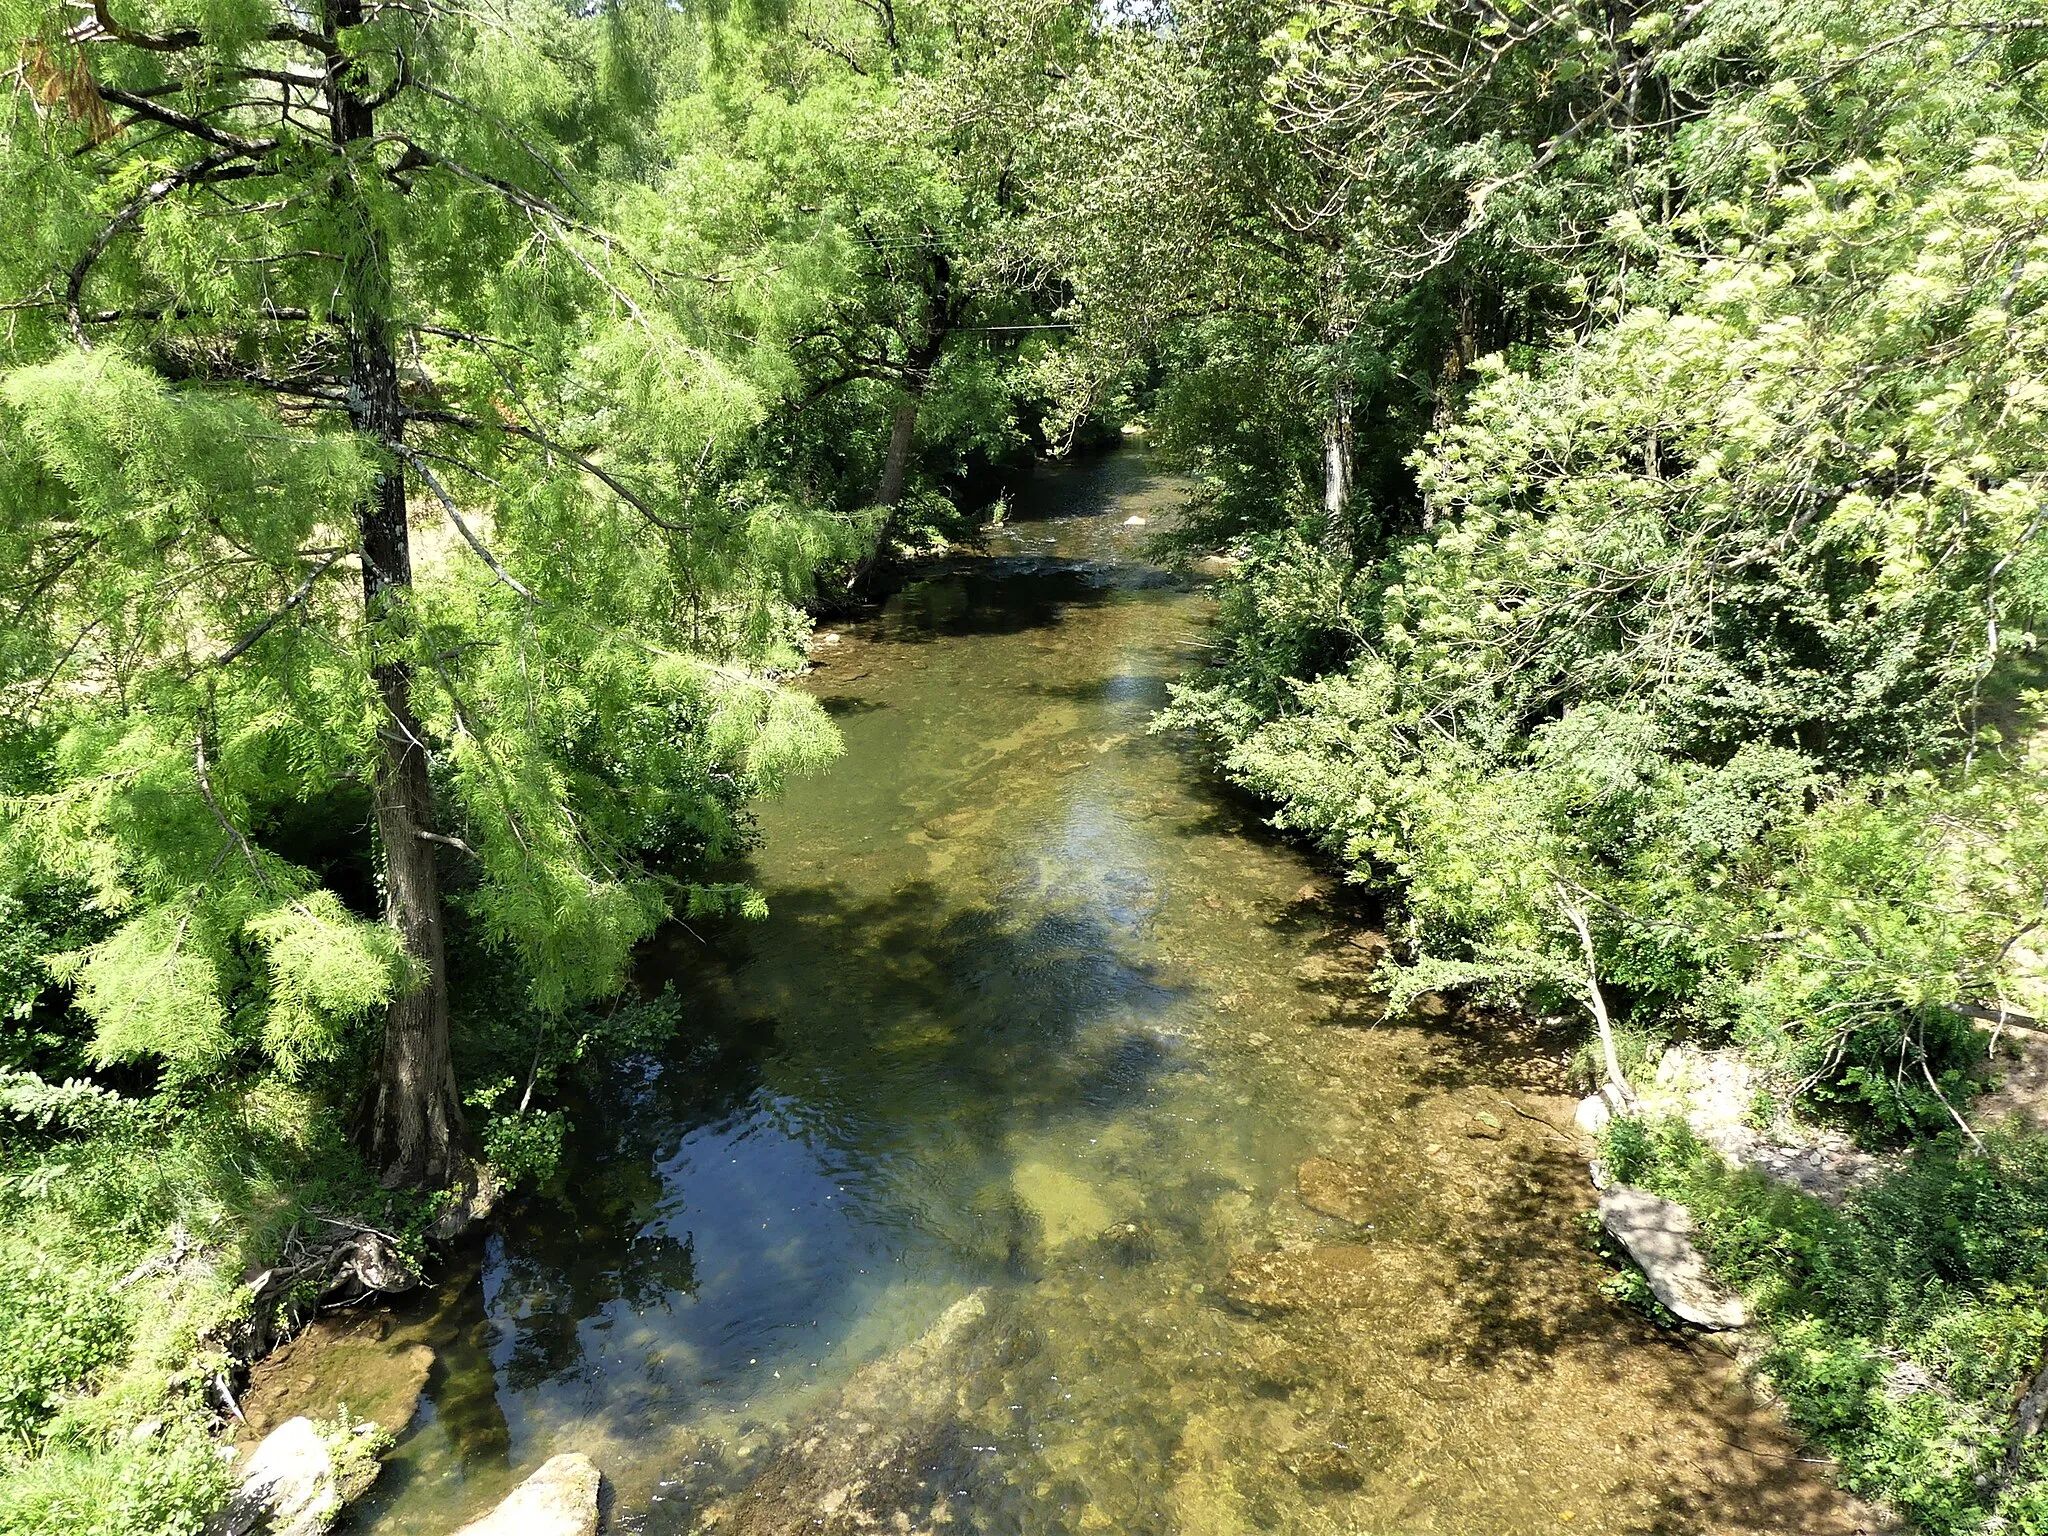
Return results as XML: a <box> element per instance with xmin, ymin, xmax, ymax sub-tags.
<box><xmin>0</xmin><ymin>1261</ymin><xmax>127</xmax><ymax>1442</ymax></box>
<box><xmin>1601</xmin><ymin>1117</ymin><xmax>2048</xmax><ymax>1534</ymax></box>
<box><xmin>482</xmin><ymin>1108</ymin><xmax>568</xmax><ymax>1190</ymax></box>
<box><xmin>0</xmin><ymin>1420</ymin><xmax>230</xmax><ymax>1536</ymax></box>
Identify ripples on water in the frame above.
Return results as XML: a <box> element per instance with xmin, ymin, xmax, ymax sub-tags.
<box><xmin>351</xmin><ymin>450</ymin><xmax>1867</xmax><ymax>1536</ymax></box>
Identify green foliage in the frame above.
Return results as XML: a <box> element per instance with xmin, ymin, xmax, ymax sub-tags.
<box><xmin>0</xmin><ymin>1421</ymin><xmax>231</xmax><ymax>1536</ymax></box>
<box><xmin>0</xmin><ymin>1072</ymin><xmax>437</xmax><ymax>1523</ymax></box>
<box><xmin>1084</xmin><ymin>0</ymin><xmax>2048</xmax><ymax>1134</ymax></box>
<box><xmin>481</xmin><ymin>1108</ymin><xmax>568</xmax><ymax>1190</ymax></box>
<box><xmin>0</xmin><ymin>1257</ymin><xmax>128</xmax><ymax>1442</ymax></box>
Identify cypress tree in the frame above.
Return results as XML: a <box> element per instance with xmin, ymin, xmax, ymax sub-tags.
<box><xmin>0</xmin><ymin>0</ymin><xmax>837</xmax><ymax>1192</ymax></box>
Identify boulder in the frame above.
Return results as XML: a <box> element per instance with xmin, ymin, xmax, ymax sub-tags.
<box><xmin>1573</xmin><ymin>1094</ymin><xmax>1612</xmax><ymax>1136</ymax></box>
<box><xmin>452</xmin><ymin>1453</ymin><xmax>602</xmax><ymax>1536</ymax></box>
<box><xmin>693</xmin><ymin>1290</ymin><xmax>1003</xmax><ymax>1535</ymax></box>
<box><xmin>214</xmin><ymin>1417</ymin><xmax>342</xmax><ymax>1536</ymax></box>
<box><xmin>1598</xmin><ymin>1185</ymin><xmax>1748</xmax><ymax>1330</ymax></box>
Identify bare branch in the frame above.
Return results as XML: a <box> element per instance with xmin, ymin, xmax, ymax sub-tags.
<box><xmin>209</xmin><ymin>550</ymin><xmax>347</xmax><ymax>668</ymax></box>
<box><xmin>389</xmin><ymin>440</ymin><xmax>537</xmax><ymax>601</ymax></box>
<box><xmin>194</xmin><ymin>721</ymin><xmax>274</xmax><ymax>891</ymax></box>
<box><xmin>94</xmin><ymin>88</ymin><xmax>278</xmax><ymax>156</ymax></box>
<box><xmin>406</xmin><ymin>406</ymin><xmax>685</xmax><ymax>532</ymax></box>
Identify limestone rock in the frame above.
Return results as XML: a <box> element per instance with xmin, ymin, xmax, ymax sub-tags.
<box><xmin>694</xmin><ymin>1290</ymin><xmax>1004</xmax><ymax>1534</ymax></box>
<box><xmin>1573</xmin><ymin>1094</ymin><xmax>1612</xmax><ymax>1136</ymax></box>
<box><xmin>214</xmin><ymin>1417</ymin><xmax>342</xmax><ymax>1536</ymax></box>
<box><xmin>452</xmin><ymin>1453</ymin><xmax>601</xmax><ymax>1536</ymax></box>
<box><xmin>1636</xmin><ymin>1045</ymin><xmax>1883</xmax><ymax>1207</ymax></box>
<box><xmin>1295</xmin><ymin>1157</ymin><xmax>1375</xmax><ymax>1224</ymax></box>
<box><xmin>1598</xmin><ymin>1185</ymin><xmax>1748</xmax><ymax>1330</ymax></box>
<box><xmin>238</xmin><ymin>1308</ymin><xmax>433</xmax><ymax>1446</ymax></box>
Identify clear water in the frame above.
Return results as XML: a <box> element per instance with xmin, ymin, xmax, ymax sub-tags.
<box><xmin>350</xmin><ymin>450</ymin><xmax>1866</xmax><ymax>1535</ymax></box>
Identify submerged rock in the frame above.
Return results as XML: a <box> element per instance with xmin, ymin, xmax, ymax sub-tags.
<box><xmin>237</xmin><ymin>1309</ymin><xmax>433</xmax><ymax>1446</ymax></box>
<box><xmin>695</xmin><ymin>1290</ymin><xmax>1001</xmax><ymax>1534</ymax></box>
<box><xmin>1597</xmin><ymin>1185</ymin><xmax>1748</xmax><ymax>1330</ymax></box>
<box><xmin>1012</xmin><ymin>1160</ymin><xmax>1116</xmax><ymax>1250</ymax></box>
<box><xmin>1097</xmin><ymin>1219</ymin><xmax>1158</xmax><ymax>1266</ymax></box>
<box><xmin>1295</xmin><ymin>1157</ymin><xmax>1376</xmax><ymax>1224</ymax></box>
<box><xmin>1238</xmin><ymin>1334</ymin><xmax>1317</xmax><ymax>1396</ymax></box>
<box><xmin>452</xmin><ymin>1453</ymin><xmax>601</xmax><ymax>1536</ymax></box>
<box><xmin>1219</xmin><ymin>1245</ymin><xmax>1381</xmax><ymax>1314</ymax></box>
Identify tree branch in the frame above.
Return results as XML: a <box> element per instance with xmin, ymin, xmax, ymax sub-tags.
<box><xmin>389</xmin><ymin>440</ymin><xmax>537</xmax><ymax>601</ymax></box>
<box><xmin>195</xmin><ymin>720</ymin><xmax>274</xmax><ymax>891</ymax></box>
<box><xmin>66</xmin><ymin>152</ymin><xmax>263</xmax><ymax>342</ymax></box>
<box><xmin>209</xmin><ymin>550</ymin><xmax>346</xmax><ymax>668</ymax></box>
<box><xmin>406</xmin><ymin>407</ymin><xmax>684</xmax><ymax>532</ymax></box>
<box><xmin>94</xmin><ymin>88</ymin><xmax>278</xmax><ymax>156</ymax></box>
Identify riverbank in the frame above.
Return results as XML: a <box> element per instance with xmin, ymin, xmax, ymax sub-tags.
<box><xmin>0</xmin><ymin>1079</ymin><xmax>447</xmax><ymax>1535</ymax></box>
<box><xmin>1161</xmin><ymin>534</ymin><xmax>2048</xmax><ymax>1534</ymax></box>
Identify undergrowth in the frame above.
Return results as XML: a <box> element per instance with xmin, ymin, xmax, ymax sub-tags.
<box><xmin>1601</xmin><ymin>1116</ymin><xmax>2048</xmax><ymax>1534</ymax></box>
<box><xmin>0</xmin><ymin>1066</ymin><xmax>434</xmax><ymax>1532</ymax></box>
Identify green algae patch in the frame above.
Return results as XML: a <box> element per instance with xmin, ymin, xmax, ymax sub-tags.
<box><xmin>1012</xmin><ymin>1161</ymin><xmax>1117</xmax><ymax>1250</ymax></box>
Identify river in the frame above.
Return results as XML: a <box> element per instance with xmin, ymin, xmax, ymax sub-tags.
<box><xmin>350</xmin><ymin>449</ymin><xmax>1867</xmax><ymax>1536</ymax></box>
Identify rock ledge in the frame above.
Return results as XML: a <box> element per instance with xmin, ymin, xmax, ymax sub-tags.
<box><xmin>452</xmin><ymin>1452</ymin><xmax>602</xmax><ymax>1536</ymax></box>
<box><xmin>1598</xmin><ymin>1184</ymin><xmax>1748</xmax><ymax>1330</ymax></box>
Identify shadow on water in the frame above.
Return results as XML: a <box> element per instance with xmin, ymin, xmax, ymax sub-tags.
<box><xmin>879</xmin><ymin>556</ymin><xmax>1181</xmax><ymax>645</ymax></box>
<box><xmin>353</xmin><ymin>853</ymin><xmax>1201</xmax><ymax>1529</ymax></box>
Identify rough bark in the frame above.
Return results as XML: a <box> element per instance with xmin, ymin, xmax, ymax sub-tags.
<box><xmin>329</xmin><ymin>0</ymin><xmax>470</xmax><ymax>1191</ymax></box>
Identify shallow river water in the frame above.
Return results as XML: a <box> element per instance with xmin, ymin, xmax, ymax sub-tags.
<box><xmin>351</xmin><ymin>451</ymin><xmax>1871</xmax><ymax>1536</ymax></box>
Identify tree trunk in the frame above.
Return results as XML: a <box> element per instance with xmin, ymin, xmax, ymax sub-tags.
<box><xmin>1559</xmin><ymin>885</ymin><xmax>1634</xmax><ymax>1110</ymax></box>
<box><xmin>876</xmin><ymin>394</ymin><xmax>921</xmax><ymax>511</ymax></box>
<box><xmin>1321</xmin><ymin>381</ymin><xmax>1353</xmax><ymax>550</ymax></box>
<box><xmin>330</xmin><ymin>0</ymin><xmax>471</xmax><ymax>1192</ymax></box>
<box><xmin>847</xmin><ymin>354</ymin><xmax>937</xmax><ymax>599</ymax></box>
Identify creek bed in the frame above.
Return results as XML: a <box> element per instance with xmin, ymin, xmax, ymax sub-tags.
<box><xmin>349</xmin><ymin>449</ymin><xmax>1868</xmax><ymax>1536</ymax></box>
